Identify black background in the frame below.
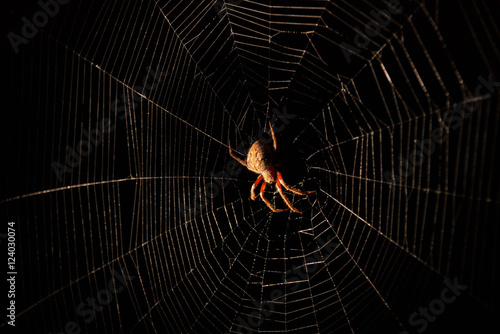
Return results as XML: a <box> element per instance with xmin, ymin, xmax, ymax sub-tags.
<box><xmin>1</xmin><ymin>1</ymin><xmax>499</xmax><ymax>333</ymax></box>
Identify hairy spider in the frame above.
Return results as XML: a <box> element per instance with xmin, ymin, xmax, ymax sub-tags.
<box><xmin>229</xmin><ymin>122</ymin><xmax>315</xmax><ymax>213</ymax></box>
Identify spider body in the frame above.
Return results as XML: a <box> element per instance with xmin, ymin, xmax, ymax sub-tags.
<box><xmin>246</xmin><ymin>140</ymin><xmax>276</xmax><ymax>183</ymax></box>
<box><xmin>229</xmin><ymin>122</ymin><xmax>315</xmax><ymax>213</ymax></box>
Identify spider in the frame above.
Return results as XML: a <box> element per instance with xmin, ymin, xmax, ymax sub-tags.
<box><xmin>229</xmin><ymin>122</ymin><xmax>315</xmax><ymax>213</ymax></box>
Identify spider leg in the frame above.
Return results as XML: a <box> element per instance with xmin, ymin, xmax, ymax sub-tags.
<box><xmin>269</xmin><ymin>121</ymin><xmax>277</xmax><ymax>151</ymax></box>
<box><xmin>250</xmin><ymin>175</ymin><xmax>263</xmax><ymax>200</ymax></box>
<box><xmin>276</xmin><ymin>180</ymin><xmax>302</xmax><ymax>213</ymax></box>
<box><xmin>277</xmin><ymin>172</ymin><xmax>315</xmax><ymax>195</ymax></box>
<box><xmin>228</xmin><ymin>140</ymin><xmax>247</xmax><ymax>167</ymax></box>
<box><xmin>260</xmin><ymin>182</ymin><xmax>288</xmax><ymax>213</ymax></box>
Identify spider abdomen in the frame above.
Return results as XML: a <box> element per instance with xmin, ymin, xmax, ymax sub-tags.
<box><xmin>246</xmin><ymin>140</ymin><xmax>273</xmax><ymax>175</ymax></box>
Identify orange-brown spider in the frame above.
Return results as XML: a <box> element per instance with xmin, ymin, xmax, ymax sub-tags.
<box><xmin>229</xmin><ymin>122</ymin><xmax>315</xmax><ymax>213</ymax></box>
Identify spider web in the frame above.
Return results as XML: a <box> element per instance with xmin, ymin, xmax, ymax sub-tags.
<box><xmin>1</xmin><ymin>0</ymin><xmax>500</xmax><ymax>333</ymax></box>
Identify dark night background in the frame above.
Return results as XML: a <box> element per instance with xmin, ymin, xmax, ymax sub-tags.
<box><xmin>1</xmin><ymin>1</ymin><xmax>499</xmax><ymax>333</ymax></box>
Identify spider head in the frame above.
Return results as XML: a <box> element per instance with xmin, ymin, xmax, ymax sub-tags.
<box><xmin>261</xmin><ymin>167</ymin><xmax>277</xmax><ymax>184</ymax></box>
